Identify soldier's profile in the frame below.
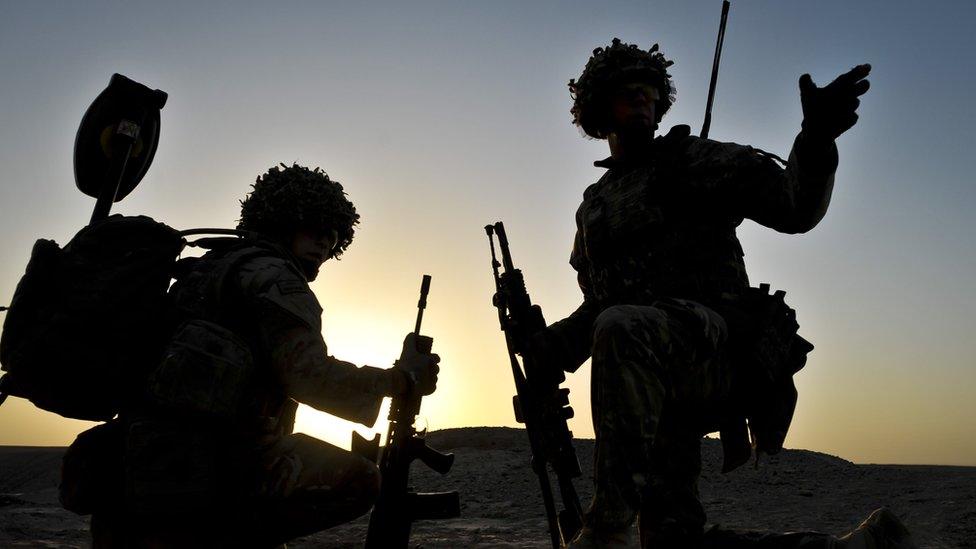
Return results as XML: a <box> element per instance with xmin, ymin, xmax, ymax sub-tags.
<box><xmin>524</xmin><ymin>38</ymin><xmax>916</xmax><ymax>548</ymax></box>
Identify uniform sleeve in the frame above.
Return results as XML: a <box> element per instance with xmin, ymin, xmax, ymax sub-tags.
<box><xmin>239</xmin><ymin>256</ymin><xmax>397</xmax><ymax>427</ymax></box>
<box><xmin>684</xmin><ymin>131</ymin><xmax>839</xmax><ymax>234</ymax></box>
<box><xmin>546</xmin><ymin>212</ymin><xmax>601</xmax><ymax>372</ymax></box>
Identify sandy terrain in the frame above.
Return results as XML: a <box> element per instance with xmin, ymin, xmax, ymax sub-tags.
<box><xmin>0</xmin><ymin>427</ymin><xmax>973</xmax><ymax>548</ymax></box>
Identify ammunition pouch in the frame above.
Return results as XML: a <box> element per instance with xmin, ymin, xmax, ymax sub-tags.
<box><xmin>147</xmin><ymin>319</ymin><xmax>255</xmax><ymax>422</ymax></box>
<box><xmin>717</xmin><ymin>284</ymin><xmax>814</xmax><ymax>472</ymax></box>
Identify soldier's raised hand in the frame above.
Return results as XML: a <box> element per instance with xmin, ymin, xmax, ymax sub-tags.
<box><xmin>799</xmin><ymin>64</ymin><xmax>871</xmax><ymax>141</ymax></box>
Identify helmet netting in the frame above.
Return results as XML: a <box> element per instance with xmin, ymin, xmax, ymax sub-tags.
<box><xmin>238</xmin><ymin>163</ymin><xmax>359</xmax><ymax>258</ymax></box>
<box><xmin>569</xmin><ymin>38</ymin><xmax>676</xmax><ymax>139</ymax></box>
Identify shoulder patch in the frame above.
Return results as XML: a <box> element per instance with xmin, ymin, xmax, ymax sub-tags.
<box><xmin>235</xmin><ymin>251</ymin><xmax>322</xmax><ymax>329</ymax></box>
<box><xmin>237</xmin><ymin>255</ymin><xmax>298</xmax><ymax>295</ymax></box>
<box><xmin>260</xmin><ymin>274</ymin><xmax>322</xmax><ymax>330</ymax></box>
<box><xmin>276</xmin><ymin>279</ymin><xmax>306</xmax><ymax>295</ymax></box>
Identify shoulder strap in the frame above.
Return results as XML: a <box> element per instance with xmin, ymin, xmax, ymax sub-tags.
<box><xmin>208</xmin><ymin>242</ymin><xmax>280</xmax><ymax>318</ymax></box>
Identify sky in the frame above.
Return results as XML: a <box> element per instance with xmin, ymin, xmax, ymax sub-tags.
<box><xmin>0</xmin><ymin>1</ymin><xmax>974</xmax><ymax>466</ymax></box>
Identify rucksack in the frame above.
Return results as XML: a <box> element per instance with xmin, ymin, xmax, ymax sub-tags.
<box><xmin>0</xmin><ymin>215</ymin><xmax>186</xmax><ymax>421</ymax></box>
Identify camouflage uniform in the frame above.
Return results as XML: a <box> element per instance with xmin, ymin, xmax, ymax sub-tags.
<box><xmin>549</xmin><ymin>124</ymin><xmax>839</xmax><ymax>546</ymax></box>
<box><xmin>116</xmin><ymin>239</ymin><xmax>396</xmax><ymax>546</ymax></box>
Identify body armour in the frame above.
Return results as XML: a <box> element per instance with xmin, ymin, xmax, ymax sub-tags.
<box><xmin>155</xmin><ymin>239</ymin><xmax>299</xmax><ymax>440</ymax></box>
<box><xmin>569</xmin><ymin>125</ymin><xmax>837</xmax><ymax>310</ymax></box>
<box><xmin>551</xmin><ymin>126</ymin><xmax>835</xmax><ymax>469</ymax></box>
<box><xmin>160</xmin><ymin>238</ymin><xmax>390</xmax><ymax>435</ymax></box>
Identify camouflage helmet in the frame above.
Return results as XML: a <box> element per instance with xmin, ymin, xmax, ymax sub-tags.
<box><xmin>237</xmin><ymin>163</ymin><xmax>359</xmax><ymax>258</ymax></box>
<box><xmin>569</xmin><ymin>38</ymin><xmax>676</xmax><ymax>139</ymax></box>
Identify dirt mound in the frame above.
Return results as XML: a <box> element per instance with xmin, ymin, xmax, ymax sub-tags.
<box><xmin>0</xmin><ymin>428</ymin><xmax>972</xmax><ymax>548</ymax></box>
<box><xmin>0</xmin><ymin>447</ymin><xmax>64</xmax><ymax>496</ymax></box>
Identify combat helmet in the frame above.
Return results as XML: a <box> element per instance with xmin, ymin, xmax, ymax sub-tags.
<box><xmin>569</xmin><ymin>38</ymin><xmax>676</xmax><ymax>139</ymax></box>
<box><xmin>238</xmin><ymin>163</ymin><xmax>359</xmax><ymax>258</ymax></box>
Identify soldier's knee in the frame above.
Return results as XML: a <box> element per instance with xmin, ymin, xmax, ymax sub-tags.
<box><xmin>593</xmin><ymin>305</ymin><xmax>666</xmax><ymax>347</ymax></box>
<box><xmin>594</xmin><ymin>305</ymin><xmax>636</xmax><ymax>342</ymax></box>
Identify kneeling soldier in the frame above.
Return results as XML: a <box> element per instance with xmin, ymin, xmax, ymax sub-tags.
<box><xmin>99</xmin><ymin>164</ymin><xmax>439</xmax><ymax>547</ymax></box>
<box><xmin>534</xmin><ymin>39</ymin><xmax>912</xmax><ymax>548</ymax></box>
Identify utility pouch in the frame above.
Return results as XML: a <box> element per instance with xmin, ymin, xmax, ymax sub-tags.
<box><xmin>740</xmin><ymin>285</ymin><xmax>812</xmax><ymax>378</ymax></box>
<box><xmin>147</xmin><ymin>319</ymin><xmax>255</xmax><ymax>421</ymax></box>
<box><xmin>60</xmin><ymin>420</ymin><xmax>125</xmax><ymax>515</ymax></box>
<box><xmin>722</xmin><ymin>284</ymin><xmax>813</xmax><ymax>457</ymax></box>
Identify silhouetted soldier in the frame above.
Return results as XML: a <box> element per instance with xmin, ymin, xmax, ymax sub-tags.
<box><xmin>95</xmin><ymin>164</ymin><xmax>440</xmax><ymax>547</ymax></box>
<box><xmin>533</xmin><ymin>39</ymin><xmax>914</xmax><ymax>548</ymax></box>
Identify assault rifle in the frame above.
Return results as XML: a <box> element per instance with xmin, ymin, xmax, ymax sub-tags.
<box><xmin>485</xmin><ymin>222</ymin><xmax>583</xmax><ymax>549</ymax></box>
<box><xmin>354</xmin><ymin>275</ymin><xmax>461</xmax><ymax>549</ymax></box>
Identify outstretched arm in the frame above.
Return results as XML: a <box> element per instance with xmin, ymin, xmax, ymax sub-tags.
<box><xmin>257</xmin><ymin>306</ymin><xmax>403</xmax><ymax>427</ymax></box>
<box><xmin>241</xmin><ymin>257</ymin><xmax>405</xmax><ymax>427</ymax></box>
<box><xmin>685</xmin><ymin>64</ymin><xmax>871</xmax><ymax>234</ymax></box>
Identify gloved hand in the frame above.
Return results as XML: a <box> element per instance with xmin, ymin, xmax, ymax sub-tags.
<box><xmin>395</xmin><ymin>333</ymin><xmax>440</xmax><ymax>396</ymax></box>
<box><xmin>799</xmin><ymin>63</ymin><xmax>871</xmax><ymax>141</ymax></box>
<box><xmin>527</xmin><ymin>328</ymin><xmax>567</xmax><ymax>384</ymax></box>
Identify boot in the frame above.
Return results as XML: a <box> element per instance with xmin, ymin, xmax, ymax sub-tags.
<box><xmin>836</xmin><ymin>508</ymin><xmax>917</xmax><ymax>549</ymax></box>
<box><xmin>567</xmin><ymin>523</ymin><xmax>640</xmax><ymax>549</ymax></box>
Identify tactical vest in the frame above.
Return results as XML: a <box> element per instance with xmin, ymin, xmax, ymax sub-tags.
<box><xmin>574</xmin><ymin>128</ymin><xmax>814</xmax><ymax>472</ymax></box>
<box><xmin>120</xmin><ymin>241</ymin><xmax>298</xmax><ymax>517</ymax></box>
<box><xmin>146</xmin><ymin>240</ymin><xmax>287</xmax><ymax>426</ymax></box>
<box><xmin>575</xmin><ymin>161</ymin><xmax>750</xmax><ymax>308</ymax></box>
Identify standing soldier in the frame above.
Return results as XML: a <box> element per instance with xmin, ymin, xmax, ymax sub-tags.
<box><xmin>532</xmin><ymin>39</ymin><xmax>914</xmax><ymax>548</ymax></box>
<box><xmin>98</xmin><ymin>164</ymin><xmax>440</xmax><ymax>547</ymax></box>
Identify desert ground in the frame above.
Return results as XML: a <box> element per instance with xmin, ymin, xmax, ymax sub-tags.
<box><xmin>0</xmin><ymin>427</ymin><xmax>973</xmax><ymax>548</ymax></box>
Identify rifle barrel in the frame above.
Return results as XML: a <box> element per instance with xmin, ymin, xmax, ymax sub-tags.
<box><xmin>492</xmin><ymin>222</ymin><xmax>517</xmax><ymax>273</ymax></box>
<box><xmin>414</xmin><ymin>275</ymin><xmax>431</xmax><ymax>334</ymax></box>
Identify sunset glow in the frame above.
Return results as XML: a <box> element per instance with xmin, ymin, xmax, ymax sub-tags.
<box><xmin>1</xmin><ymin>1</ymin><xmax>974</xmax><ymax>467</ymax></box>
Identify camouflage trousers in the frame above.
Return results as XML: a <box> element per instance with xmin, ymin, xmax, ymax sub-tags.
<box><xmin>586</xmin><ymin>300</ymin><xmax>867</xmax><ymax>549</ymax></box>
<box><xmin>249</xmin><ymin>432</ymin><xmax>381</xmax><ymax>545</ymax></box>
<box><xmin>587</xmin><ymin>299</ymin><xmax>731</xmax><ymax>542</ymax></box>
<box><xmin>99</xmin><ymin>422</ymin><xmax>378</xmax><ymax>547</ymax></box>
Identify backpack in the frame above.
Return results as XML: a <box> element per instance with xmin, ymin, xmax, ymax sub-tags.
<box><xmin>0</xmin><ymin>215</ymin><xmax>188</xmax><ymax>421</ymax></box>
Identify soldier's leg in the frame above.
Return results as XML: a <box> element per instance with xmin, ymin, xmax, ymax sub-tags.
<box><xmin>250</xmin><ymin>432</ymin><xmax>380</xmax><ymax>546</ymax></box>
<box><xmin>634</xmin><ymin>298</ymin><xmax>732</xmax><ymax>548</ymax></box>
<box><xmin>638</xmin><ymin>422</ymin><xmax>707</xmax><ymax>548</ymax></box>
<box><xmin>587</xmin><ymin>301</ymin><xmax>728</xmax><ymax>536</ymax></box>
<box><xmin>587</xmin><ymin>304</ymin><xmax>668</xmax><ymax>533</ymax></box>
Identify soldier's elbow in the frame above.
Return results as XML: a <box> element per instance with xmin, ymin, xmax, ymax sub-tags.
<box><xmin>778</xmin><ymin>217</ymin><xmax>821</xmax><ymax>235</ymax></box>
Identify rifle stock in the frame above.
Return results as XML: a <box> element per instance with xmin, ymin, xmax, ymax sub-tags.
<box><xmin>351</xmin><ymin>431</ymin><xmax>380</xmax><ymax>463</ymax></box>
<box><xmin>486</xmin><ymin>222</ymin><xmax>583</xmax><ymax>549</ymax></box>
